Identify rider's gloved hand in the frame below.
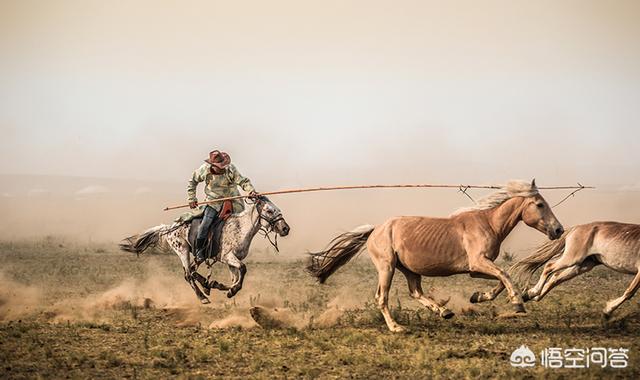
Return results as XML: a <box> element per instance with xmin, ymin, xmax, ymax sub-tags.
<box><xmin>189</xmin><ymin>200</ymin><xmax>198</xmax><ymax>209</ymax></box>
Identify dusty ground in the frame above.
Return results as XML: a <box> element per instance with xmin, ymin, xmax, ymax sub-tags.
<box><xmin>1</xmin><ymin>238</ymin><xmax>639</xmax><ymax>379</ymax></box>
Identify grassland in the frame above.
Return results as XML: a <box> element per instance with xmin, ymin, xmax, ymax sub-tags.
<box><xmin>1</xmin><ymin>238</ymin><xmax>639</xmax><ymax>379</ymax></box>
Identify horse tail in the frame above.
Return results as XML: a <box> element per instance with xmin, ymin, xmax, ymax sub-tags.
<box><xmin>509</xmin><ymin>227</ymin><xmax>573</xmax><ymax>287</ymax></box>
<box><xmin>119</xmin><ymin>224</ymin><xmax>171</xmax><ymax>256</ymax></box>
<box><xmin>306</xmin><ymin>225</ymin><xmax>375</xmax><ymax>284</ymax></box>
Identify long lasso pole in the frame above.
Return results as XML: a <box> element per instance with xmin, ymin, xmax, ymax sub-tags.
<box><xmin>163</xmin><ymin>183</ymin><xmax>594</xmax><ymax>211</ymax></box>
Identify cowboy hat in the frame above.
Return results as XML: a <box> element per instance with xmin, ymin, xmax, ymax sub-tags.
<box><xmin>205</xmin><ymin>150</ymin><xmax>231</xmax><ymax>169</ymax></box>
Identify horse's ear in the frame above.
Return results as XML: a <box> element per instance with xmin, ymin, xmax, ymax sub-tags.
<box><xmin>531</xmin><ymin>178</ymin><xmax>536</xmax><ymax>188</ymax></box>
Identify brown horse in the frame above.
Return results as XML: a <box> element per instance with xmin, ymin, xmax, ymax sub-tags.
<box><xmin>511</xmin><ymin>221</ymin><xmax>640</xmax><ymax>319</ymax></box>
<box><xmin>307</xmin><ymin>180</ymin><xmax>564</xmax><ymax>332</ymax></box>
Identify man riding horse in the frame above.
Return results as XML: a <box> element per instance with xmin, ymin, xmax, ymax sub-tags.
<box><xmin>187</xmin><ymin>149</ymin><xmax>257</xmax><ymax>264</ymax></box>
<box><xmin>121</xmin><ymin>151</ymin><xmax>289</xmax><ymax>303</ymax></box>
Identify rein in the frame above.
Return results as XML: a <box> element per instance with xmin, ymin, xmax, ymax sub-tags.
<box><xmin>258</xmin><ymin>213</ymin><xmax>283</xmax><ymax>253</ymax></box>
<box><xmin>247</xmin><ymin>197</ymin><xmax>283</xmax><ymax>253</ymax></box>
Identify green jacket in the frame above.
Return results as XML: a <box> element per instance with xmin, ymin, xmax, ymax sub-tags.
<box><xmin>186</xmin><ymin>163</ymin><xmax>255</xmax><ymax>214</ymax></box>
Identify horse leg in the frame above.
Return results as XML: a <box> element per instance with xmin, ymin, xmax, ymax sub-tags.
<box><xmin>603</xmin><ymin>270</ymin><xmax>640</xmax><ymax>319</ymax></box>
<box><xmin>398</xmin><ymin>266</ymin><xmax>454</xmax><ymax>319</ymax></box>
<box><xmin>470</xmin><ymin>282</ymin><xmax>505</xmax><ymax>304</ymax></box>
<box><xmin>527</xmin><ymin>256</ymin><xmax>584</xmax><ymax>301</ymax></box>
<box><xmin>179</xmin><ymin>253</ymin><xmax>210</xmax><ymax>304</ymax></box>
<box><xmin>368</xmin><ymin>240</ymin><xmax>404</xmax><ymax>332</ymax></box>
<box><xmin>183</xmin><ymin>264</ymin><xmax>210</xmax><ymax>304</ymax></box>
<box><xmin>468</xmin><ymin>256</ymin><xmax>525</xmax><ymax>313</ymax></box>
<box><xmin>184</xmin><ymin>271</ymin><xmax>210</xmax><ymax>304</ymax></box>
<box><xmin>527</xmin><ymin>238</ymin><xmax>587</xmax><ymax>300</ymax></box>
<box><xmin>191</xmin><ymin>272</ymin><xmax>212</xmax><ymax>296</ymax></box>
<box><xmin>224</xmin><ymin>266</ymin><xmax>246</xmax><ymax>298</ymax></box>
<box><xmin>210</xmin><ymin>280</ymin><xmax>230</xmax><ymax>291</ymax></box>
<box><xmin>192</xmin><ymin>263</ymin><xmax>230</xmax><ymax>292</ymax></box>
<box><xmin>164</xmin><ymin>228</ymin><xmax>211</xmax><ymax>304</ymax></box>
<box><xmin>525</xmin><ymin>259</ymin><xmax>597</xmax><ymax>302</ymax></box>
<box><xmin>375</xmin><ymin>264</ymin><xmax>402</xmax><ymax>332</ymax></box>
<box><xmin>222</xmin><ymin>252</ymin><xmax>246</xmax><ymax>298</ymax></box>
<box><xmin>192</xmin><ymin>262</ymin><xmax>227</xmax><ymax>296</ymax></box>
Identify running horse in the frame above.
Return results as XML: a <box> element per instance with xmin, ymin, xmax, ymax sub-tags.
<box><xmin>511</xmin><ymin>221</ymin><xmax>640</xmax><ymax>320</ymax></box>
<box><xmin>307</xmin><ymin>180</ymin><xmax>564</xmax><ymax>332</ymax></box>
<box><xmin>120</xmin><ymin>196</ymin><xmax>290</xmax><ymax>304</ymax></box>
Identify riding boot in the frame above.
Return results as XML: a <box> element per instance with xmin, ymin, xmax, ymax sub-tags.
<box><xmin>194</xmin><ymin>205</ymin><xmax>217</xmax><ymax>264</ymax></box>
<box><xmin>194</xmin><ymin>237</ymin><xmax>207</xmax><ymax>264</ymax></box>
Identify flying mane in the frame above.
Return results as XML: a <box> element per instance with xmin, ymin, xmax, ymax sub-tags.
<box><xmin>451</xmin><ymin>180</ymin><xmax>538</xmax><ymax>216</ymax></box>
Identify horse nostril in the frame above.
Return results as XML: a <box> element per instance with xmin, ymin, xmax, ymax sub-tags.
<box><xmin>555</xmin><ymin>227</ymin><xmax>564</xmax><ymax>236</ymax></box>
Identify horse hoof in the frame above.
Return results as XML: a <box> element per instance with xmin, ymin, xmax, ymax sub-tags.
<box><xmin>469</xmin><ymin>292</ymin><xmax>482</xmax><ymax>303</ymax></box>
<box><xmin>440</xmin><ymin>309</ymin><xmax>455</xmax><ymax>319</ymax></box>
<box><xmin>522</xmin><ymin>291</ymin><xmax>531</xmax><ymax>302</ymax></box>
<box><xmin>200</xmin><ymin>298</ymin><xmax>211</xmax><ymax>305</ymax></box>
<box><xmin>390</xmin><ymin>325</ymin><xmax>406</xmax><ymax>333</ymax></box>
<box><xmin>226</xmin><ymin>289</ymin><xmax>237</xmax><ymax>298</ymax></box>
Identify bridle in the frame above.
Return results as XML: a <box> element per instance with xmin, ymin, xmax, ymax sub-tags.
<box><xmin>248</xmin><ymin>196</ymin><xmax>285</xmax><ymax>252</ymax></box>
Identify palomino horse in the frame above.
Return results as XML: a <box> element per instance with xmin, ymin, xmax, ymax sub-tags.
<box><xmin>511</xmin><ymin>221</ymin><xmax>640</xmax><ymax>319</ymax></box>
<box><xmin>307</xmin><ymin>180</ymin><xmax>564</xmax><ymax>332</ymax></box>
<box><xmin>120</xmin><ymin>196</ymin><xmax>290</xmax><ymax>304</ymax></box>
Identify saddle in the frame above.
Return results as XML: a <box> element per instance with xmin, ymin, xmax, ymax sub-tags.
<box><xmin>187</xmin><ymin>201</ymin><xmax>233</xmax><ymax>261</ymax></box>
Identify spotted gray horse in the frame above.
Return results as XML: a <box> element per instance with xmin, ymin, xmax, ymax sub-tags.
<box><xmin>120</xmin><ymin>196</ymin><xmax>290</xmax><ymax>303</ymax></box>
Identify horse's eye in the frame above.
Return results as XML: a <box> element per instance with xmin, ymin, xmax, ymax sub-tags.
<box><xmin>536</xmin><ymin>203</ymin><xmax>544</xmax><ymax>208</ymax></box>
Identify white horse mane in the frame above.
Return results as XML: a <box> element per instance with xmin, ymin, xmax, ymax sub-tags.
<box><xmin>451</xmin><ymin>180</ymin><xmax>539</xmax><ymax>216</ymax></box>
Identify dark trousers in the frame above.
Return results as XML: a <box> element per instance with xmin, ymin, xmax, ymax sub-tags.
<box><xmin>196</xmin><ymin>206</ymin><xmax>219</xmax><ymax>246</ymax></box>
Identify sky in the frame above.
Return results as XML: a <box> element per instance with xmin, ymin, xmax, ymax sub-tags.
<box><xmin>1</xmin><ymin>0</ymin><xmax>640</xmax><ymax>190</ymax></box>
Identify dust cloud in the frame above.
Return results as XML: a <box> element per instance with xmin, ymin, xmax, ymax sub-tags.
<box><xmin>46</xmin><ymin>262</ymin><xmax>198</xmax><ymax>323</ymax></box>
<box><xmin>0</xmin><ymin>257</ymin><xmax>356</xmax><ymax>329</ymax></box>
<box><xmin>0</xmin><ymin>261</ymin><xmax>211</xmax><ymax>326</ymax></box>
<box><xmin>0</xmin><ymin>271</ymin><xmax>41</xmax><ymax>321</ymax></box>
<box><xmin>208</xmin><ymin>314</ymin><xmax>258</xmax><ymax>329</ymax></box>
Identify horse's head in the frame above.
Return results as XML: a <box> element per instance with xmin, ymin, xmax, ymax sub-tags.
<box><xmin>254</xmin><ymin>196</ymin><xmax>290</xmax><ymax>237</ymax></box>
<box><xmin>520</xmin><ymin>179</ymin><xmax>564</xmax><ymax>240</ymax></box>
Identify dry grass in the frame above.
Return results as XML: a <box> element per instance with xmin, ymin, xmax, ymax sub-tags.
<box><xmin>0</xmin><ymin>238</ymin><xmax>639</xmax><ymax>379</ymax></box>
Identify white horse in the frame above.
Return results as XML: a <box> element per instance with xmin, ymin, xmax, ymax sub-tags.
<box><xmin>511</xmin><ymin>221</ymin><xmax>640</xmax><ymax>319</ymax></box>
<box><xmin>120</xmin><ymin>196</ymin><xmax>290</xmax><ymax>304</ymax></box>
